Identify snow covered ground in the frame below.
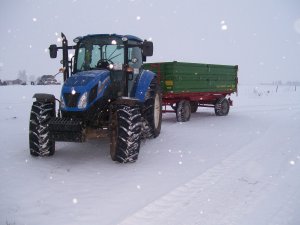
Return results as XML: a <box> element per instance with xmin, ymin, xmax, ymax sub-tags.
<box><xmin>0</xmin><ymin>84</ymin><xmax>299</xmax><ymax>225</ymax></box>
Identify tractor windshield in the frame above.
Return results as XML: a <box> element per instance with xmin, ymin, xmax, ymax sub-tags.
<box><xmin>76</xmin><ymin>40</ymin><xmax>124</xmax><ymax>72</ymax></box>
<box><xmin>75</xmin><ymin>36</ymin><xmax>143</xmax><ymax>73</ymax></box>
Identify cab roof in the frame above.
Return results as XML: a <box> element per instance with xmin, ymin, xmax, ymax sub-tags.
<box><xmin>82</xmin><ymin>34</ymin><xmax>143</xmax><ymax>43</ymax></box>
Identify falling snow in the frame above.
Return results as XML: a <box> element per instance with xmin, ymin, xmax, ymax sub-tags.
<box><xmin>221</xmin><ymin>24</ymin><xmax>228</xmax><ymax>31</ymax></box>
<box><xmin>220</xmin><ymin>20</ymin><xmax>228</xmax><ymax>31</ymax></box>
<box><xmin>289</xmin><ymin>160</ymin><xmax>295</xmax><ymax>165</ymax></box>
<box><xmin>0</xmin><ymin>0</ymin><xmax>300</xmax><ymax>224</ymax></box>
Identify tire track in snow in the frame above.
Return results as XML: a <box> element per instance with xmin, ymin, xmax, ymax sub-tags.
<box><xmin>118</xmin><ymin>115</ymin><xmax>300</xmax><ymax>225</ymax></box>
<box><xmin>118</xmin><ymin>145</ymin><xmax>266</xmax><ymax>225</ymax></box>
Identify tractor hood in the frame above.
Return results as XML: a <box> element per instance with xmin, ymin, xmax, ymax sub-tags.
<box><xmin>60</xmin><ymin>70</ymin><xmax>111</xmax><ymax>111</ymax></box>
<box><xmin>64</xmin><ymin>70</ymin><xmax>109</xmax><ymax>87</ymax></box>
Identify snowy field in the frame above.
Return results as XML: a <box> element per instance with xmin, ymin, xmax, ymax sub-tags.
<box><xmin>0</xmin><ymin>84</ymin><xmax>300</xmax><ymax>225</ymax></box>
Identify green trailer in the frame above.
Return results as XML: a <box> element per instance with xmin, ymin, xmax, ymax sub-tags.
<box><xmin>144</xmin><ymin>61</ymin><xmax>238</xmax><ymax>122</ymax></box>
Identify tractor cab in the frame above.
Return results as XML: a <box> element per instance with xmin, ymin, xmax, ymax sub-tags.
<box><xmin>50</xmin><ymin>33</ymin><xmax>153</xmax><ymax>98</ymax></box>
<box><xmin>72</xmin><ymin>34</ymin><xmax>146</xmax><ymax>99</ymax></box>
<box><xmin>48</xmin><ymin>34</ymin><xmax>153</xmax><ymax>112</ymax></box>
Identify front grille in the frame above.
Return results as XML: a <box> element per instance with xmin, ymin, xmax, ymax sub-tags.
<box><xmin>64</xmin><ymin>93</ymin><xmax>81</xmax><ymax>107</ymax></box>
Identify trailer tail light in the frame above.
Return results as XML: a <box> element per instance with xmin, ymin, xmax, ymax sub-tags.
<box><xmin>165</xmin><ymin>80</ymin><xmax>173</xmax><ymax>86</ymax></box>
<box><xmin>165</xmin><ymin>80</ymin><xmax>173</xmax><ymax>90</ymax></box>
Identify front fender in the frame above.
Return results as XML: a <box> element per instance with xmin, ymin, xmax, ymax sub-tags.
<box><xmin>33</xmin><ymin>93</ymin><xmax>56</xmax><ymax>103</ymax></box>
<box><xmin>133</xmin><ymin>70</ymin><xmax>155</xmax><ymax>102</ymax></box>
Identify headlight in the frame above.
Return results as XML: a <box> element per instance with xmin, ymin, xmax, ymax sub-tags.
<box><xmin>60</xmin><ymin>95</ymin><xmax>65</xmax><ymax>109</ymax></box>
<box><xmin>78</xmin><ymin>92</ymin><xmax>88</xmax><ymax>109</ymax></box>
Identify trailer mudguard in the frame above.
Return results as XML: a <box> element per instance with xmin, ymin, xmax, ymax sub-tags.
<box><xmin>133</xmin><ymin>69</ymin><xmax>155</xmax><ymax>102</ymax></box>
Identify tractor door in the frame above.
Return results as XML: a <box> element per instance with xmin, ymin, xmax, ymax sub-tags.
<box><xmin>128</xmin><ymin>46</ymin><xmax>143</xmax><ymax>97</ymax></box>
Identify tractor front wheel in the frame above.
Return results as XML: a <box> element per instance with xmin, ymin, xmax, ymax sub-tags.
<box><xmin>110</xmin><ymin>104</ymin><xmax>142</xmax><ymax>163</ymax></box>
<box><xmin>29</xmin><ymin>101</ymin><xmax>55</xmax><ymax>156</ymax></box>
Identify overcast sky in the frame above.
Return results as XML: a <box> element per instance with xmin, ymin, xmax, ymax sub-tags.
<box><xmin>0</xmin><ymin>0</ymin><xmax>299</xmax><ymax>84</ymax></box>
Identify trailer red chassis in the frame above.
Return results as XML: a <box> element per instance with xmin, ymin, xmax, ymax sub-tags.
<box><xmin>162</xmin><ymin>92</ymin><xmax>233</xmax><ymax>113</ymax></box>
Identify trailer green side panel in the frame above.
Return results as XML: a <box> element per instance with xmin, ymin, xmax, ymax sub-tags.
<box><xmin>144</xmin><ymin>61</ymin><xmax>238</xmax><ymax>94</ymax></box>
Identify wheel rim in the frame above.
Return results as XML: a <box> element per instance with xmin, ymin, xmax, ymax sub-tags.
<box><xmin>154</xmin><ymin>93</ymin><xmax>160</xmax><ymax>129</ymax></box>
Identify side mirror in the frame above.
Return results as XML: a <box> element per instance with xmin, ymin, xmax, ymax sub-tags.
<box><xmin>142</xmin><ymin>41</ymin><xmax>153</xmax><ymax>57</ymax></box>
<box><xmin>49</xmin><ymin>44</ymin><xmax>58</xmax><ymax>58</ymax></box>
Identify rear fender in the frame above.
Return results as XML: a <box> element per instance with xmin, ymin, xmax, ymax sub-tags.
<box><xmin>133</xmin><ymin>70</ymin><xmax>155</xmax><ymax>102</ymax></box>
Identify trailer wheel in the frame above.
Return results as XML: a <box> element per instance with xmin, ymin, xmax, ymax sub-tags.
<box><xmin>29</xmin><ymin>101</ymin><xmax>55</xmax><ymax>156</ymax></box>
<box><xmin>190</xmin><ymin>101</ymin><xmax>198</xmax><ymax>113</ymax></box>
<box><xmin>214</xmin><ymin>97</ymin><xmax>230</xmax><ymax>116</ymax></box>
<box><xmin>110</xmin><ymin>104</ymin><xmax>142</xmax><ymax>163</ymax></box>
<box><xmin>143</xmin><ymin>78</ymin><xmax>162</xmax><ymax>138</ymax></box>
<box><xmin>176</xmin><ymin>100</ymin><xmax>191</xmax><ymax>122</ymax></box>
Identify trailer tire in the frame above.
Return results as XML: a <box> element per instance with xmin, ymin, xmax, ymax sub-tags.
<box><xmin>110</xmin><ymin>104</ymin><xmax>142</xmax><ymax>163</ymax></box>
<box><xmin>143</xmin><ymin>78</ymin><xmax>162</xmax><ymax>138</ymax></box>
<box><xmin>214</xmin><ymin>97</ymin><xmax>230</xmax><ymax>116</ymax></box>
<box><xmin>176</xmin><ymin>100</ymin><xmax>191</xmax><ymax>122</ymax></box>
<box><xmin>29</xmin><ymin>101</ymin><xmax>55</xmax><ymax>156</ymax></box>
<box><xmin>190</xmin><ymin>101</ymin><xmax>198</xmax><ymax>113</ymax></box>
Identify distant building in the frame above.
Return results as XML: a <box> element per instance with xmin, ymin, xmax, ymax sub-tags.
<box><xmin>4</xmin><ymin>79</ymin><xmax>25</xmax><ymax>85</ymax></box>
<box><xmin>37</xmin><ymin>75</ymin><xmax>60</xmax><ymax>85</ymax></box>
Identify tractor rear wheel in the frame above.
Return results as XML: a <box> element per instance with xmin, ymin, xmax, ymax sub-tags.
<box><xmin>143</xmin><ymin>78</ymin><xmax>162</xmax><ymax>138</ymax></box>
<box><xmin>110</xmin><ymin>104</ymin><xmax>142</xmax><ymax>163</ymax></box>
<box><xmin>29</xmin><ymin>101</ymin><xmax>55</xmax><ymax>156</ymax></box>
<box><xmin>214</xmin><ymin>97</ymin><xmax>230</xmax><ymax>116</ymax></box>
<box><xmin>176</xmin><ymin>100</ymin><xmax>191</xmax><ymax>122</ymax></box>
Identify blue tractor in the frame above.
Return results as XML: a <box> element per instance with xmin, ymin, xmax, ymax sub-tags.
<box><xmin>29</xmin><ymin>33</ymin><xmax>162</xmax><ymax>163</ymax></box>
